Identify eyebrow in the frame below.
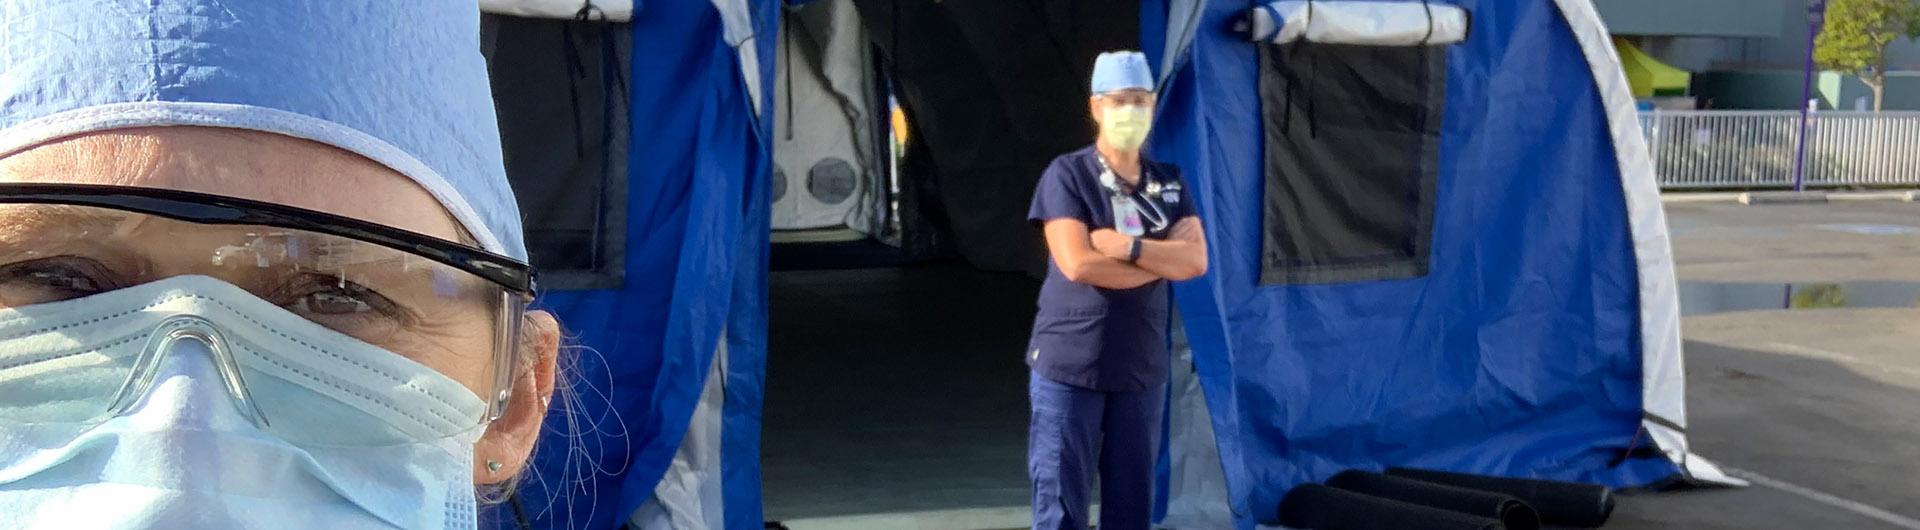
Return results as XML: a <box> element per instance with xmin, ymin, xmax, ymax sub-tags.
<box><xmin>0</xmin><ymin>206</ymin><xmax>128</xmax><ymax>243</ymax></box>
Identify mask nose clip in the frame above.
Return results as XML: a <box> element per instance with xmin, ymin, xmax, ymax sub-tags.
<box><xmin>104</xmin><ymin>315</ymin><xmax>272</xmax><ymax>429</ymax></box>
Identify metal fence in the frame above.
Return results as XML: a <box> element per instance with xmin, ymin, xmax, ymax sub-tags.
<box><xmin>1638</xmin><ymin>110</ymin><xmax>1920</xmax><ymax>189</ymax></box>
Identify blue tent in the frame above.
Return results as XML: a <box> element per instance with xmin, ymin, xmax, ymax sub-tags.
<box><xmin>483</xmin><ymin>1</ymin><xmax>1735</xmax><ymax>528</ymax></box>
<box><xmin>1144</xmin><ymin>1</ymin><xmax>1738</xmax><ymax>527</ymax></box>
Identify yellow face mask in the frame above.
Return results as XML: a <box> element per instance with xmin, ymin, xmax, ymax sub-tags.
<box><xmin>1101</xmin><ymin>104</ymin><xmax>1153</xmax><ymax>151</ymax></box>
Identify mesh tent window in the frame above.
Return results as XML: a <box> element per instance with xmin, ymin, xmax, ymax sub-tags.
<box><xmin>1257</xmin><ymin>41</ymin><xmax>1446</xmax><ymax>285</ymax></box>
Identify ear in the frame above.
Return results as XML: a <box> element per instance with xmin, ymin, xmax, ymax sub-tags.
<box><xmin>473</xmin><ymin>310</ymin><xmax>561</xmax><ymax>484</ymax></box>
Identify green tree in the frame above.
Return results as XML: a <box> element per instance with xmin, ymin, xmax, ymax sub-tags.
<box><xmin>1815</xmin><ymin>0</ymin><xmax>1920</xmax><ymax>111</ymax></box>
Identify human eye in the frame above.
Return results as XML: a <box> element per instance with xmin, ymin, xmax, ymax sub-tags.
<box><xmin>0</xmin><ymin>257</ymin><xmax>126</xmax><ymax>307</ymax></box>
<box><xmin>275</xmin><ymin>273</ymin><xmax>416</xmax><ymax>334</ymax></box>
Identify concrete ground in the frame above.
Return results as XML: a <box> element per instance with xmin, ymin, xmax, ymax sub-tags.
<box><xmin>1667</xmin><ymin>200</ymin><xmax>1920</xmax><ymax>282</ymax></box>
<box><xmin>762</xmin><ymin>200</ymin><xmax>1920</xmax><ymax>529</ymax></box>
<box><xmin>762</xmin><ymin>266</ymin><xmax>1036</xmax><ymax>520</ymax></box>
<box><xmin>1608</xmin><ymin>200</ymin><xmax>1920</xmax><ymax>530</ymax></box>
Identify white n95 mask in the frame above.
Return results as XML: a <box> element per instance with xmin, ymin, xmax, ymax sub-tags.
<box><xmin>0</xmin><ymin>275</ymin><xmax>489</xmax><ymax>530</ymax></box>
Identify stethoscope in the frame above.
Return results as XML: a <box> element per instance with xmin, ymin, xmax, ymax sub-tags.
<box><xmin>1095</xmin><ymin>154</ymin><xmax>1172</xmax><ymax>233</ymax></box>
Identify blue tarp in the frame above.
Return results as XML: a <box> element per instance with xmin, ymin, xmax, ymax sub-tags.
<box><xmin>1146</xmin><ymin>1</ymin><xmax>1679</xmax><ymax>527</ymax></box>
<box><xmin>502</xmin><ymin>1</ymin><xmax>776</xmax><ymax>529</ymax></box>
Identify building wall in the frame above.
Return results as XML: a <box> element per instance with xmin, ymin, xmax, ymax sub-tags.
<box><xmin>1693</xmin><ymin>70</ymin><xmax>1920</xmax><ymax>110</ymax></box>
<box><xmin>1736</xmin><ymin>3</ymin><xmax>1920</xmax><ymax>70</ymax></box>
<box><xmin>1691</xmin><ymin>71</ymin><xmax>1803</xmax><ymax>109</ymax></box>
<box><xmin>1595</xmin><ymin>0</ymin><xmax>1789</xmax><ymax>39</ymax></box>
<box><xmin>1600</xmin><ymin>1</ymin><xmax>1920</xmax><ymax>109</ymax></box>
<box><xmin>1633</xmin><ymin>36</ymin><xmax>1746</xmax><ymax>72</ymax></box>
<box><xmin>1600</xmin><ymin>1</ymin><xmax>1920</xmax><ymax>71</ymax></box>
<box><xmin>1820</xmin><ymin>71</ymin><xmax>1920</xmax><ymax>110</ymax></box>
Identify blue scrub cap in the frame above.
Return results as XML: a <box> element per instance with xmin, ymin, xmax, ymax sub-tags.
<box><xmin>0</xmin><ymin>0</ymin><xmax>527</xmax><ymax>260</ymax></box>
<box><xmin>1090</xmin><ymin>51</ymin><xmax>1154</xmax><ymax>95</ymax></box>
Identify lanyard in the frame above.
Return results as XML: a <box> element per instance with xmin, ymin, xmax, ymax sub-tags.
<box><xmin>1095</xmin><ymin>154</ymin><xmax>1172</xmax><ymax>232</ymax></box>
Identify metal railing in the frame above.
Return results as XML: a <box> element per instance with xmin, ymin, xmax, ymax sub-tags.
<box><xmin>1638</xmin><ymin>110</ymin><xmax>1920</xmax><ymax>189</ymax></box>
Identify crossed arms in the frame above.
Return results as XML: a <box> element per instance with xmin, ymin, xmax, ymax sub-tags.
<box><xmin>1041</xmin><ymin>216</ymin><xmax>1208</xmax><ymax>289</ymax></box>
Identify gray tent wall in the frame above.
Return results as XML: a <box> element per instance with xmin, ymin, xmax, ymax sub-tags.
<box><xmin>1163</xmin><ymin>314</ymin><xmax>1237</xmax><ymax>528</ymax></box>
<box><xmin>772</xmin><ymin>0</ymin><xmax>885</xmax><ymax>234</ymax></box>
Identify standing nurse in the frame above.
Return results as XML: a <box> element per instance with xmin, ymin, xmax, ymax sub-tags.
<box><xmin>1026</xmin><ymin>50</ymin><xmax>1208</xmax><ymax>530</ymax></box>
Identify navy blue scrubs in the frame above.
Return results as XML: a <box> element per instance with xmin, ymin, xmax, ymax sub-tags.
<box><xmin>1026</xmin><ymin>145</ymin><xmax>1195</xmax><ymax>530</ymax></box>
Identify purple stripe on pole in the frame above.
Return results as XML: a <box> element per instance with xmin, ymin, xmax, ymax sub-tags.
<box><xmin>1794</xmin><ymin>1</ymin><xmax>1827</xmax><ymax>192</ymax></box>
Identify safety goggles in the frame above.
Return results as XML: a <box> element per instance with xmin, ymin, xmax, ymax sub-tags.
<box><xmin>1096</xmin><ymin>90</ymin><xmax>1155</xmax><ymax>108</ymax></box>
<box><xmin>0</xmin><ymin>184</ymin><xmax>535</xmax><ymax>445</ymax></box>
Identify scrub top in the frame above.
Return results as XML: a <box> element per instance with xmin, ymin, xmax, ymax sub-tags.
<box><xmin>1026</xmin><ymin>145</ymin><xmax>1197</xmax><ymax>392</ymax></box>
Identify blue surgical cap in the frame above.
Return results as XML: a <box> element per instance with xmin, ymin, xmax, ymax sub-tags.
<box><xmin>1090</xmin><ymin>51</ymin><xmax>1154</xmax><ymax>95</ymax></box>
<box><xmin>0</xmin><ymin>0</ymin><xmax>527</xmax><ymax>260</ymax></box>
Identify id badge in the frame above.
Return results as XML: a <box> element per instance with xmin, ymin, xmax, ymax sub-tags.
<box><xmin>1113</xmin><ymin>195</ymin><xmax>1145</xmax><ymax>236</ymax></box>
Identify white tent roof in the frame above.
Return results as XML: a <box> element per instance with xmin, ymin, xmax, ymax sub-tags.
<box><xmin>480</xmin><ymin>0</ymin><xmax>633</xmax><ymax>22</ymax></box>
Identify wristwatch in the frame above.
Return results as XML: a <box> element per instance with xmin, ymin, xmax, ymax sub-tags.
<box><xmin>1127</xmin><ymin>237</ymin><xmax>1143</xmax><ymax>263</ymax></box>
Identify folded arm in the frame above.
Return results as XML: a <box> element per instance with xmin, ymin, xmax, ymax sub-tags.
<box><xmin>1043</xmin><ymin>218</ymin><xmax>1161</xmax><ymax>289</ymax></box>
<box><xmin>1090</xmin><ymin>216</ymin><xmax>1209</xmax><ymax>281</ymax></box>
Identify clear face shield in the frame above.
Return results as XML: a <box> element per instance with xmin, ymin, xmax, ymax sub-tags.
<box><xmin>0</xmin><ymin>184</ymin><xmax>535</xmax><ymax>447</ymax></box>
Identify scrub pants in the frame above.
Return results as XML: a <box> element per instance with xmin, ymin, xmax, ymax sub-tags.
<box><xmin>1028</xmin><ymin>372</ymin><xmax>1166</xmax><ymax>530</ymax></box>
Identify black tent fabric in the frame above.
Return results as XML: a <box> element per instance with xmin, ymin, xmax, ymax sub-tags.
<box><xmin>480</xmin><ymin>15</ymin><xmax>631</xmax><ymax>290</ymax></box>
<box><xmin>1256</xmin><ymin>41</ymin><xmax>1444</xmax><ymax>286</ymax></box>
<box><xmin>1277</xmin><ymin>483</ymin><xmax>1507</xmax><ymax>530</ymax></box>
<box><xmin>1386</xmin><ymin>467</ymin><xmax>1617</xmax><ymax>528</ymax></box>
<box><xmin>850</xmin><ymin>0</ymin><xmax>1139</xmax><ymax>273</ymax></box>
<box><xmin>1326</xmin><ymin>471</ymin><xmax>1540</xmax><ymax>530</ymax></box>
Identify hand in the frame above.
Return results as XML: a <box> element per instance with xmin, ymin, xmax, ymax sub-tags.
<box><xmin>1090</xmin><ymin>229</ymin><xmax>1134</xmax><ymax>260</ymax></box>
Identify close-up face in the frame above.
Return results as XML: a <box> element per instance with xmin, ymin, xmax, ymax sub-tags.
<box><xmin>0</xmin><ymin>127</ymin><xmax>558</xmax><ymax>482</ymax></box>
<box><xmin>0</xmin><ymin>3</ymin><xmax>571</xmax><ymax>526</ymax></box>
<box><xmin>0</xmin><ymin>128</ymin><xmax>496</xmax><ymax>386</ymax></box>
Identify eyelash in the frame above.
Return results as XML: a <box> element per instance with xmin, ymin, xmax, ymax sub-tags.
<box><xmin>0</xmin><ymin>257</ymin><xmax>125</xmax><ymax>296</ymax></box>
<box><xmin>275</xmin><ymin>273</ymin><xmax>410</xmax><ymax>320</ymax></box>
<box><xmin>0</xmin><ymin>257</ymin><xmax>410</xmax><ymax>324</ymax></box>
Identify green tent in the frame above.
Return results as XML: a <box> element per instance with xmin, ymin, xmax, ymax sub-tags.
<box><xmin>1615</xmin><ymin>38</ymin><xmax>1691</xmax><ymax>98</ymax></box>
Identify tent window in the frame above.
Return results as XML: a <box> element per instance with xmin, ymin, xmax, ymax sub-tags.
<box><xmin>1257</xmin><ymin>42</ymin><xmax>1445</xmax><ymax>285</ymax></box>
<box><xmin>481</xmin><ymin>15</ymin><xmax>631</xmax><ymax>291</ymax></box>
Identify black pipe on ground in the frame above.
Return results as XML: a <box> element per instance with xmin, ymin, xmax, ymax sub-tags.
<box><xmin>1326</xmin><ymin>470</ymin><xmax>1541</xmax><ymax>530</ymax></box>
<box><xmin>1385</xmin><ymin>467</ymin><xmax>1615</xmax><ymax>528</ymax></box>
<box><xmin>1277</xmin><ymin>483</ymin><xmax>1507</xmax><ymax>530</ymax></box>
